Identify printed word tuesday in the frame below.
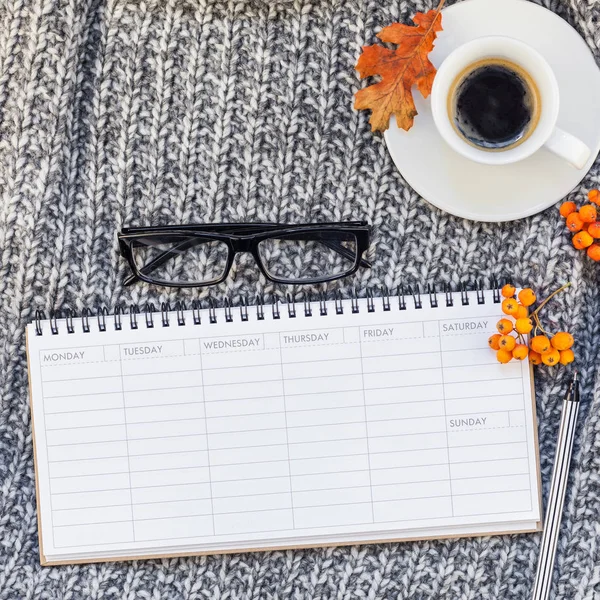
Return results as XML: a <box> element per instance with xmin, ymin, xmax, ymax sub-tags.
<box><xmin>123</xmin><ymin>345</ymin><xmax>163</xmax><ymax>356</ymax></box>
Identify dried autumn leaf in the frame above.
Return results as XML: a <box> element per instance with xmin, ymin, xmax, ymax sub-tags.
<box><xmin>355</xmin><ymin>1</ymin><xmax>444</xmax><ymax>132</ymax></box>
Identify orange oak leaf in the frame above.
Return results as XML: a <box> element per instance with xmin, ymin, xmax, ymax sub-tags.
<box><xmin>355</xmin><ymin>1</ymin><xmax>444</xmax><ymax>132</ymax></box>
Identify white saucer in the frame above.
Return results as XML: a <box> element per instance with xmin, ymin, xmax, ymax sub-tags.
<box><xmin>383</xmin><ymin>0</ymin><xmax>600</xmax><ymax>222</ymax></box>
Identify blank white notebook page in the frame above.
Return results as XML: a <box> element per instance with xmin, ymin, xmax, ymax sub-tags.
<box><xmin>27</xmin><ymin>290</ymin><xmax>541</xmax><ymax>564</ymax></box>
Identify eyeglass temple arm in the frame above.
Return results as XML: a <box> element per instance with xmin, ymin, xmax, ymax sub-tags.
<box><xmin>267</xmin><ymin>235</ymin><xmax>370</xmax><ymax>268</ymax></box>
<box><xmin>124</xmin><ymin>235</ymin><xmax>371</xmax><ymax>286</ymax></box>
<box><xmin>320</xmin><ymin>239</ymin><xmax>371</xmax><ymax>268</ymax></box>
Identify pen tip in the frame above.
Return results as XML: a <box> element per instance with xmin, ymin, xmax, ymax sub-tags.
<box><xmin>573</xmin><ymin>370</ymin><xmax>578</xmax><ymax>382</ymax></box>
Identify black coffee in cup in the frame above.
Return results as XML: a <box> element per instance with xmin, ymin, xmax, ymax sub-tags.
<box><xmin>449</xmin><ymin>58</ymin><xmax>540</xmax><ymax>151</ymax></box>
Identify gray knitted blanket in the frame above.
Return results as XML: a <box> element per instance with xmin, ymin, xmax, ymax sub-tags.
<box><xmin>1</xmin><ymin>0</ymin><xmax>599</xmax><ymax>597</ymax></box>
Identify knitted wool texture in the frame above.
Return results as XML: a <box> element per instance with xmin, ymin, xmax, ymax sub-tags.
<box><xmin>1</xmin><ymin>0</ymin><xmax>600</xmax><ymax>598</ymax></box>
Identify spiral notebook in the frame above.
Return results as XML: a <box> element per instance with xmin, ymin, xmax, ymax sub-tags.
<box><xmin>26</xmin><ymin>289</ymin><xmax>542</xmax><ymax>565</ymax></box>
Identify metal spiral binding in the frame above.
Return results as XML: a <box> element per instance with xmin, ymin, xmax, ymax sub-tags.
<box><xmin>255</xmin><ymin>295</ymin><xmax>264</xmax><ymax>321</ymax></box>
<box><xmin>239</xmin><ymin>298</ymin><xmax>249</xmax><ymax>322</ymax></box>
<box><xmin>287</xmin><ymin>293</ymin><xmax>296</xmax><ymax>318</ymax></box>
<box><xmin>223</xmin><ymin>298</ymin><xmax>233</xmax><ymax>323</ymax></box>
<box><xmin>398</xmin><ymin>288</ymin><xmax>406</xmax><ymax>311</ymax></box>
<box><xmin>382</xmin><ymin>287</ymin><xmax>391</xmax><ymax>312</ymax></box>
<box><xmin>319</xmin><ymin>292</ymin><xmax>328</xmax><ymax>316</ymax></box>
<box><xmin>130</xmin><ymin>304</ymin><xmax>139</xmax><ymax>329</ymax></box>
<box><xmin>161</xmin><ymin>302</ymin><xmax>170</xmax><ymax>327</ymax></box>
<box><xmin>409</xmin><ymin>285</ymin><xmax>422</xmax><ymax>309</ymax></box>
<box><xmin>98</xmin><ymin>307</ymin><xmax>108</xmax><ymax>332</ymax></box>
<box><xmin>351</xmin><ymin>289</ymin><xmax>359</xmax><ymax>313</ymax></box>
<box><xmin>65</xmin><ymin>309</ymin><xmax>75</xmax><ymax>334</ymax></box>
<box><xmin>366</xmin><ymin>289</ymin><xmax>375</xmax><ymax>312</ymax></box>
<box><xmin>272</xmin><ymin>296</ymin><xmax>281</xmax><ymax>320</ymax></box>
<box><xmin>191</xmin><ymin>301</ymin><xmax>201</xmax><ymax>325</ymax></box>
<box><xmin>208</xmin><ymin>299</ymin><xmax>217</xmax><ymax>324</ymax></box>
<box><xmin>492</xmin><ymin>279</ymin><xmax>501</xmax><ymax>303</ymax></box>
<box><xmin>35</xmin><ymin>310</ymin><xmax>45</xmax><ymax>336</ymax></box>
<box><xmin>50</xmin><ymin>312</ymin><xmax>59</xmax><ymax>335</ymax></box>
<box><xmin>114</xmin><ymin>306</ymin><xmax>123</xmax><ymax>330</ymax></box>
<box><xmin>304</xmin><ymin>293</ymin><xmax>312</xmax><ymax>317</ymax></box>
<box><xmin>460</xmin><ymin>284</ymin><xmax>470</xmax><ymax>306</ymax></box>
<box><xmin>34</xmin><ymin>282</ymin><xmax>501</xmax><ymax>335</ymax></box>
<box><xmin>144</xmin><ymin>303</ymin><xmax>155</xmax><ymax>328</ymax></box>
<box><xmin>81</xmin><ymin>308</ymin><xmax>91</xmax><ymax>333</ymax></box>
<box><xmin>335</xmin><ymin>291</ymin><xmax>344</xmax><ymax>315</ymax></box>
<box><xmin>428</xmin><ymin>284</ymin><xmax>438</xmax><ymax>309</ymax></box>
<box><xmin>445</xmin><ymin>284</ymin><xmax>454</xmax><ymax>307</ymax></box>
<box><xmin>175</xmin><ymin>301</ymin><xmax>186</xmax><ymax>326</ymax></box>
<box><xmin>477</xmin><ymin>285</ymin><xmax>485</xmax><ymax>305</ymax></box>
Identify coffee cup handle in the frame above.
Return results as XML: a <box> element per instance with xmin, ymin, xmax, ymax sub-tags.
<box><xmin>544</xmin><ymin>127</ymin><xmax>591</xmax><ymax>169</ymax></box>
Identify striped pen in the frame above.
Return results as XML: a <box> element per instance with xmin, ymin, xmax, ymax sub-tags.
<box><xmin>532</xmin><ymin>371</ymin><xmax>581</xmax><ymax>600</ymax></box>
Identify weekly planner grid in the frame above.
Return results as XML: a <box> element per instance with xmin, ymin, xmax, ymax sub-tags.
<box><xmin>27</xmin><ymin>290</ymin><xmax>541</xmax><ymax>565</ymax></box>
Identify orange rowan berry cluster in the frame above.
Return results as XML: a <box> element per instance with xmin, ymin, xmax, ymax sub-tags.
<box><xmin>559</xmin><ymin>189</ymin><xmax>600</xmax><ymax>261</ymax></box>
<box><xmin>488</xmin><ymin>283</ymin><xmax>575</xmax><ymax>367</ymax></box>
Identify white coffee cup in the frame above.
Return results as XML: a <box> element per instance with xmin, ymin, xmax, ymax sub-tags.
<box><xmin>431</xmin><ymin>36</ymin><xmax>590</xmax><ymax>169</ymax></box>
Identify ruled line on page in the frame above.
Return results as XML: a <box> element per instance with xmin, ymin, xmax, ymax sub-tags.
<box><xmin>46</xmin><ymin>437</ymin><xmax>527</xmax><ymax>455</ymax></box>
<box><xmin>48</xmin><ymin>442</ymin><xmax>517</xmax><ymax>464</ymax></box>
<box><xmin>52</xmin><ymin>505</ymin><xmax>537</xmax><ymax>550</ymax></box>
<box><xmin>49</xmin><ymin>461</ymin><xmax>450</xmax><ymax>480</ymax></box>
<box><xmin>49</xmin><ymin>469</ymin><xmax>529</xmax><ymax>497</ymax></box>
<box><xmin>44</xmin><ymin>398</ymin><xmax>524</xmax><ymax>417</ymax></box>
<box><xmin>46</xmin><ymin>426</ymin><xmax>528</xmax><ymax>447</ymax></box>
<box><xmin>47</xmin><ymin>410</ymin><xmax>506</xmax><ymax>432</ymax></box>
<box><xmin>50</xmin><ymin>484</ymin><xmax>531</xmax><ymax>514</ymax></box>
<box><xmin>42</xmin><ymin>368</ymin><xmax>213</xmax><ymax>383</ymax></box>
<box><xmin>52</xmin><ymin>487</ymin><xmax>533</xmax><ymax>526</ymax></box>
<box><xmin>50</xmin><ymin>468</ymin><xmax>373</xmax><ymax>483</ymax></box>
<box><xmin>43</xmin><ymin>384</ymin><xmax>206</xmax><ymax>399</ymax></box>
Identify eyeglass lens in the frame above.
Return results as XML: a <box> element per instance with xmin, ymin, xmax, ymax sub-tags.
<box><xmin>131</xmin><ymin>235</ymin><xmax>229</xmax><ymax>285</ymax></box>
<box><xmin>257</xmin><ymin>231</ymin><xmax>358</xmax><ymax>282</ymax></box>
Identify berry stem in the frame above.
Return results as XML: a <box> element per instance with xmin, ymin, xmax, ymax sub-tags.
<box><xmin>532</xmin><ymin>313</ymin><xmax>549</xmax><ymax>336</ymax></box>
<box><xmin>531</xmin><ymin>282</ymin><xmax>571</xmax><ymax>318</ymax></box>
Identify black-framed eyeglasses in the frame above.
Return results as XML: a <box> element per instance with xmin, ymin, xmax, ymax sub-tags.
<box><xmin>118</xmin><ymin>222</ymin><xmax>371</xmax><ymax>287</ymax></box>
